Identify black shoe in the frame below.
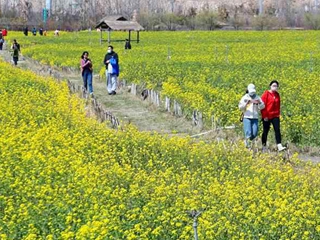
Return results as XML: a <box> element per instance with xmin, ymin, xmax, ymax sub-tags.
<box><xmin>108</xmin><ymin>92</ymin><xmax>112</xmax><ymax>95</ymax></box>
<box><xmin>112</xmin><ymin>91</ymin><xmax>116</xmax><ymax>95</ymax></box>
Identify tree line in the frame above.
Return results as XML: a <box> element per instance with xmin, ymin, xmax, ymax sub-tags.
<box><xmin>1</xmin><ymin>0</ymin><xmax>320</xmax><ymax>30</ymax></box>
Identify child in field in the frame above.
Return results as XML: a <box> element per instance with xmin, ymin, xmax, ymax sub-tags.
<box><xmin>239</xmin><ymin>83</ymin><xmax>265</xmax><ymax>149</ymax></box>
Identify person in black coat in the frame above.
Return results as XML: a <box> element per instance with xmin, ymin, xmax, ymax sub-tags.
<box><xmin>23</xmin><ymin>27</ymin><xmax>28</xmax><ymax>36</ymax></box>
<box><xmin>125</xmin><ymin>39</ymin><xmax>131</xmax><ymax>50</ymax></box>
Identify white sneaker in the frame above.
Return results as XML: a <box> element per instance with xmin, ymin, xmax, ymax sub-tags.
<box><xmin>277</xmin><ymin>144</ymin><xmax>287</xmax><ymax>152</ymax></box>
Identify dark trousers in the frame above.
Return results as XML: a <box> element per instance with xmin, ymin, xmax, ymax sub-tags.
<box><xmin>262</xmin><ymin>117</ymin><xmax>281</xmax><ymax>146</ymax></box>
<box><xmin>0</xmin><ymin>44</ymin><xmax>3</xmax><ymax>50</ymax></box>
<box><xmin>13</xmin><ymin>56</ymin><xmax>18</xmax><ymax>65</ymax></box>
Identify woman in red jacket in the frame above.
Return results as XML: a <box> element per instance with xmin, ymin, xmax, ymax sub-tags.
<box><xmin>261</xmin><ymin>80</ymin><xmax>286</xmax><ymax>152</ymax></box>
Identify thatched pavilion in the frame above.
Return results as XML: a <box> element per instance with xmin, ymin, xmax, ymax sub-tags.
<box><xmin>95</xmin><ymin>15</ymin><xmax>144</xmax><ymax>45</ymax></box>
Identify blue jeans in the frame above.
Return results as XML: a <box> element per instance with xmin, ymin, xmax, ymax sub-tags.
<box><xmin>82</xmin><ymin>70</ymin><xmax>93</xmax><ymax>93</ymax></box>
<box><xmin>243</xmin><ymin>118</ymin><xmax>259</xmax><ymax>140</ymax></box>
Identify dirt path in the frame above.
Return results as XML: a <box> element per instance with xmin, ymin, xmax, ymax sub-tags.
<box><xmin>0</xmin><ymin>47</ymin><xmax>199</xmax><ymax>135</ymax></box>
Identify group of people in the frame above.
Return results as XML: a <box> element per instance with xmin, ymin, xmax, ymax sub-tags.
<box><xmin>239</xmin><ymin>80</ymin><xmax>286</xmax><ymax>152</ymax></box>
<box><xmin>24</xmin><ymin>27</ymin><xmax>49</xmax><ymax>37</ymax></box>
<box><xmin>2</xmin><ymin>33</ymin><xmax>285</xmax><ymax>152</ymax></box>
<box><xmin>80</xmin><ymin>45</ymin><xmax>119</xmax><ymax>97</ymax></box>
<box><xmin>81</xmin><ymin>45</ymin><xmax>285</xmax><ymax>153</ymax></box>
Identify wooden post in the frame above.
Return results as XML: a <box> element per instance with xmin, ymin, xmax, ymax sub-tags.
<box><xmin>150</xmin><ymin>90</ymin><xmax>154</xmax><ymax>103</ymax></box>
<box><xmin>198</xmin><ymin>112</ymin><xmax>203</xmax><ymax>129</ymax></box>
<box><xmin>100</xmin><ymin>28</ymin><xmax>102</xmax><ymax>45</ymax></box>
<box><xmin>108</xmin><ymin>29</ymin><xmax>111</xmax><ymax>44</ymax></box>
<box><xmin>156</xmin><ymin>92</ymin><xmax>160</xmax><ymax>107</ymax></box>
<box><xmin>174</xmin><ymin>100</ymin><xmax>178</xmax><ymax>115</ymax></box>
<box><xmin>148</xmin><ymin>90</ymin><xmax>152</xmax><ymax>102</ymax></box>
<box><xmin>177</xmin><ymin>102</ymin><xmax>182</xmax><ymax>116</ymax></box>
<box><xmin>131</xmin><ymin>83</ymin><xmax>136</xmax><ymax>95</ymax></box>
<box><xmin>129</xmin><ymin>30</ymin><xmax>131</xmax><ymax>42</ymax></box>
<box><xmin>137</xmin><ymin>31</ymin><xmax>140</xmax><ymax>43</ymax></box>
<box><xmin>165</xmin><ymin>97</ymin><xmax>170</xmax><ymax>112</ymax></box>
<box><xmin>153</xmin><ymin>91</ymin><xmax>157</xmax><ymax>105</ymax></box>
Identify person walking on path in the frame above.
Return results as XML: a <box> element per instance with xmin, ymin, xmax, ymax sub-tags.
<box><xmin>11</xmin><ymin>39</ymin><xmax>20</xmax><ymax>66</ymax></box>
<box><xmin>80</xmin><ymin>51</ymin><xmax>93</xmax><ymax>96</ymax></box>
<box><xmin>239</xmin><ymin>83</ymin><xmax>265</xmax><ymax>149</ymax></box>
<box><xmin>261</xmin><ymin>80</ymin><xmax>286</xmax><ymax>152</ymax></box>
<box><xmin>104</xmin><ymin>45</ymin><xmax>119</xmax><ymax>95</ymax></box>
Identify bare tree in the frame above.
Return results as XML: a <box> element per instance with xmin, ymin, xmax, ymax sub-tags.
<box><xmin>18</xmin><ymin>0</ymin><xmax>32</xmax><ymax>21</ymax></box>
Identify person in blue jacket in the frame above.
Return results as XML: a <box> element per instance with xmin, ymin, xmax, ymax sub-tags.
<box><xmin>103</xmin><ymin>45</ymin><xmax>119</xmax><ymax>95</ymax></box>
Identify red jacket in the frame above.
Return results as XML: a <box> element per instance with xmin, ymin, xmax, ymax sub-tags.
<box><xmin>2</xmin><ymin>29</ymin><xmax>7</xmax><ymax>37</ymax></box>
<box><xmin>260</xmin><ymin>90</ymin><xmax>281</xmax><ymax>119</ymax></box>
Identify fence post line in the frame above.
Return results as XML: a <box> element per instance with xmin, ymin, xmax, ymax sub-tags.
<box><xmin>156</xmin><ymin>91</ymin><xmax>160</xmax><ymax>107</ymax></box>
<box><xmin>198</xmin><ymin>111</ymin><xmax>203</xmax><ymax>130</ymax></box>
<box><xmin>177</xmin><ymin>101</ymin><xmax>182</xmax><ymax>116</ymax></box>
<box><xmin>165</xmin><ymin>96</ymin><xmax>170</xmax><ymax>112</ymax></box>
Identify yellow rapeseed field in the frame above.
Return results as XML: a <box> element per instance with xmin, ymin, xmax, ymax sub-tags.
<box><xmin>9</xmin><ymin>30</ymin><xmax>320</xmax><ymax>146</ymax></box>
<box><xmin>0</xmin><ymin>58</ymin><xmax>320</xmax><ymax>239</ymax></box>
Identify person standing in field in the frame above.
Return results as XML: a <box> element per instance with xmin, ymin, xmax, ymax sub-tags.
<box><xmin>23</xmin><ymin>27</ymin><xmax>28</xmax><ymax>36</ymax></box>
<box><xmin>11</xmin><ymin>39</ymin><xmax>20</xmax><ymax>66</ymax></box>
<box><xmin>80</xmin><ymin>51</ymin><xmax>93</xmax><ymax>96</ymax></box>
<box><xmin>32</xmin><ymin>27</ymin><xmax>37</xmax><ymax>36</ymax></box>
<box><xmin>104</xmin><ymin>45</ymin><xmax>119</xmax><ymax>95</ymax></box>
<box><xmin>261</xmin><ymin>80</ymin><xmax>286</xmax><ymax>152</ymax></box>
<box><xmin>2</xmin><ymin>28</ymin><xmax>7</xmax><ymax>37</ymax></box>
<box><xmin>239</xmin><ymin>83</ymin><xmax>265</xmax><ymax>149</ymax></box>
<box><xmin>125</xmin><ymin>39</ymin><xmax>131</xmax><ymax>50</ymax></box>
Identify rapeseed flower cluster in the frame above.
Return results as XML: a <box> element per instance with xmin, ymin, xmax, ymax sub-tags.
<box><xmin>1</xmin><ymin>59</ymin><xmax>320</xmax><ymax>238</ymax></box>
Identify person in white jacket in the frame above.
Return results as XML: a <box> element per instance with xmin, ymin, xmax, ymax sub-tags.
<box><xmin>239</xmin><ymin>83</ymin><xmax>265</xmax><ymax>148</ymax></box>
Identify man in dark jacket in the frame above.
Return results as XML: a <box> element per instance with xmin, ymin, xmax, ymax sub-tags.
<box><xmin>103</xmin><ymin>45</ymin><xmax>119</xmax><ymax>95</ymax></box>
<box><xmin>24</xmin><ymin>27</ymin><xmax>28</xmax><ymax>36</ymax></box>
<box><xmin>11</xmin><ymin>39</ymin><xmax>20</xmax><ymax>65</ymax></box>
<box><xmin>125</xmin><ymin>39</ymin><xmax>131</xmax><ymax>50</ymax></box>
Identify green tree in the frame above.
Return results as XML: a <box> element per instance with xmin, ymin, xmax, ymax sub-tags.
<box><xmin>197</xmin><ymin>10</ymin><xmax>218</xmax><ymax>30</ymax></box>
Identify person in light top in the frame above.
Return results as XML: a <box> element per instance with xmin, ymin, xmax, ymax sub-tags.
<box><xmin>239</xmin><ymin>83</ymin><xmax>265</xmax><ymax>148</ymax></box>
<box><xmin>80</xmin><ymin>51</ymin><xmax>93</xmax><ymax>96</ymax></box>
<box><xmin>260</xmin><ymin>80</ymin><xmax>286</xmax><ymax>152</ymax></box>
<box><xmin>103</xmin><ymin>45</ymin><xmax>119</xmax><ymax>95</ymax></box>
